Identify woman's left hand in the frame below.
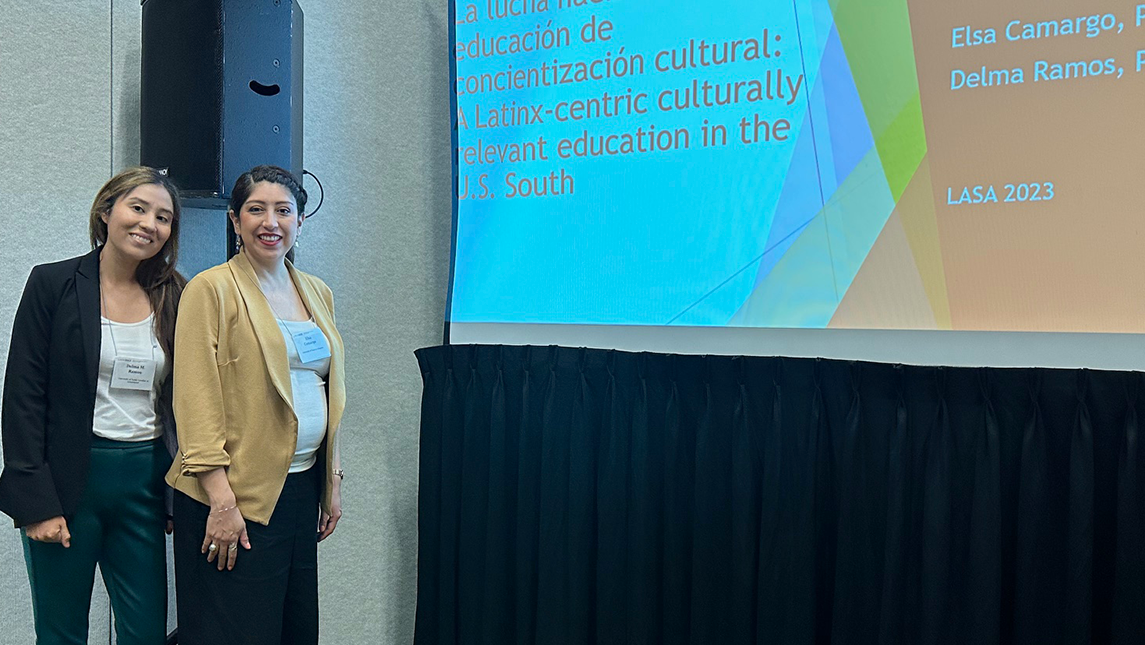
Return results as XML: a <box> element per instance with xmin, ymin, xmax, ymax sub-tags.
<box><xmin>318</xmin><ymin>480</ymin><xmax>342</xmax><ymax>542</ymax></box>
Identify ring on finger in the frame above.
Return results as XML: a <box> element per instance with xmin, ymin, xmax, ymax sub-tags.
<box><xmin>207</xmin><ymin>543</ymin><xmax>219</xmax><ymax>554</ymax></box>
<box><xmin>228</xmin><ymin>543</ymin><xmax>238</xmax><ymax>552</ymax></box>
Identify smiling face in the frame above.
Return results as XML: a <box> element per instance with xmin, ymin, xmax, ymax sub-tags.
<box><xmin>100</xmin><ymin>183</ymin><xmax>174</xmax><ymax>263</ymax></box>
<box><xmin>230</xmin><ymin>181</ymin><xmax>302</xmax><ymax>268</ymax></box>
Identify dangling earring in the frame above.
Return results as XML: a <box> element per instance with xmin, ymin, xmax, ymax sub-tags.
<box><xmin>234</xmin><ymin>235</ymin><xmax>243</xmax><ymax>254</ymax></box>
<box><xmin>295</xmin><ymin>232</ymin><xmax>302</xmax><ymax>250</ymax></box>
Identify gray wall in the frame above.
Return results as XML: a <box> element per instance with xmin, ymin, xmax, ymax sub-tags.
<box><xmin>0</xmin><ymin>1</ymin><xmax>449</xmax><ymax>642</ymax></box>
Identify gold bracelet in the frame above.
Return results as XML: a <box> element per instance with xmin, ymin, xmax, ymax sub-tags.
<box><xmin>209</xmin><ymin>505</ymin><xmax>236</xmax><ymax>516</ymax></box>
<box><xmin>332</xmin><ymin>469</ymin><xmax>344</xmax><ymax>480</ymax></box>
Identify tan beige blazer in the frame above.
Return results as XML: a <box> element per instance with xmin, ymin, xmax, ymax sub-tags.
<box><xmin>165</xmin><ymin>251</ymin><xmax>346</xmax><ymax>525</ymax></box>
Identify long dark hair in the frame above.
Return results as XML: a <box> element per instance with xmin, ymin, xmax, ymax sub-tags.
<box><xmin>88</xmin><ymin>166</ymin><xmax>186</xmax><ymax>362</ymax></box>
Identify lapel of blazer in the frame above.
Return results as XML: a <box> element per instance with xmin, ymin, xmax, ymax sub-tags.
<box><xmin>227</xmin><ymin>252</ymin><xmax>295</xmax><ymax>419</ymax></box>
<box><xmin>74</xmin><ymin>247</ymin><xmax>102</xmax><ymax>391</ymax></box>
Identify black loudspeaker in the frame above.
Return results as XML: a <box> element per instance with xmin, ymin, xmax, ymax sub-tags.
<box><xmin>141</xmin><ymin>0</ymin><xmax>303</xmax><ymax>207</ymax></box>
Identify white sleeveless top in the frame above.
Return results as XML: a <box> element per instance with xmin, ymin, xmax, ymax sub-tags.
<box><xmin>277</xmin><ymin>318</ymin><xmax>331</xmax><ymax>472</ymax></box>
<box><xmin>93</xmin><ymin>314</ymin><xmax>167</xmax><ymax>441</ymax></box>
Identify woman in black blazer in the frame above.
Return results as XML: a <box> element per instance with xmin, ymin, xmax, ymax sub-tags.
<box><xmin>0</xmin><ymin>166</ymin><xmax>185</xmax><ymax>645</ymax></box>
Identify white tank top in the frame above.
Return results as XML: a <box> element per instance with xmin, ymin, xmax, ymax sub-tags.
<box><xmin>277</xmin><ymin>318</ymin><xmax>331</xmax><ymax>472</ymax></box>
<box><xmin>93</xmin><ymin>314</ymin><xmax>167</xmax><ymax>441</ymax></box>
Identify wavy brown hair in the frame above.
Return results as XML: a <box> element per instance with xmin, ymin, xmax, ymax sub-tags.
<box><xmin>88</xmin><ymin>166</ymin><xmax>186</xmax><ymax>362</ymax></box>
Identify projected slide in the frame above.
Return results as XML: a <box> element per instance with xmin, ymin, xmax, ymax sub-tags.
<box><xmin>449</xmin><ymin>0</ymin><xmax>1145</xmax><ymax>333</ymax></box>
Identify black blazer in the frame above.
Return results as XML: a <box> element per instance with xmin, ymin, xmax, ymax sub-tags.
<box><xmin>0</xmin><ymin>248</ymin><xmax>175</xmax><ymax>528</ymax></box>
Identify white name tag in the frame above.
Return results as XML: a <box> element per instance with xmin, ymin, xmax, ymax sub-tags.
<box><xmin>111</xmin><ymin>357</ymin><xmax>156</xmax><ymax>391</ymax></box>
<box><xmin>292</xmin><ymin>328</ymin><xmax>331</xmax><ymax>364</ymax></box>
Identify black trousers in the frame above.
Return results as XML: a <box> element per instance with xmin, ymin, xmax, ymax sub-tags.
<box><xmin>173</xmin><ymin>467</ymin><xmax>320</xmax><ymax>645</ymax></box>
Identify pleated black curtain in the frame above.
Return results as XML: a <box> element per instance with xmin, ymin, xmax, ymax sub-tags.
<box><xmin>414</xmin><ymin>344</ymin><xmax>1145</xmax><ymax>645</ymax></box>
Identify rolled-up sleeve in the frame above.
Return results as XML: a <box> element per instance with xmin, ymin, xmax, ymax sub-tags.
<box><xmin>173</xmin><ymin>277</ymin><xmax>230</xmax><ymax>475</ymax></box>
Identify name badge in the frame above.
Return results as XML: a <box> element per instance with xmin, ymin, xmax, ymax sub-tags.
<box><xmin>111</xmin><ymin>357</ymin><xmax>156</xmax><ymax>391</ymax></box>
<box><xmin>292</xmin><ymin>328</ymin><xmax>331</xmax><ymax>364</ymax></box>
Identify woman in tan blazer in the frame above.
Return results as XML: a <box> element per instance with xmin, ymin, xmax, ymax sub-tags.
<box><xmin>167</xmin><ymin>165</ymin><xmax>346</xmax><ymax>645</ymax></box>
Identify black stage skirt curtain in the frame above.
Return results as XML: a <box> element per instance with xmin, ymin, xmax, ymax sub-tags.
<box><xmin>414</xmin><ymin>344</ymin><xmax>1145</xmax><ymax>645</ymax></box>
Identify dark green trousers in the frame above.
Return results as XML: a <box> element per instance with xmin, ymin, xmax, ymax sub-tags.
<box><xmin>22</xmin><ymin>436</ymin><xmax>169</xmax><ymax>645</ymax></box>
